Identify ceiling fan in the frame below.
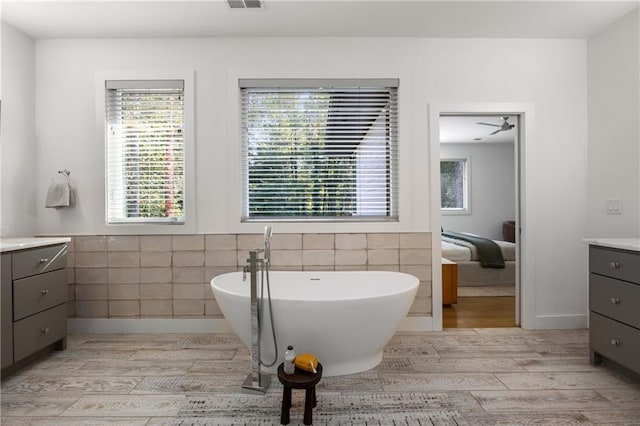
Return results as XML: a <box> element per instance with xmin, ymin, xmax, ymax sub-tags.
<box><xmin>477</xmin><ymin>116</ymin><xmax>515</xmax><ymax>135</ymax></box>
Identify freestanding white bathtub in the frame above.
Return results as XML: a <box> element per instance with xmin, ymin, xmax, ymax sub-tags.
<box><xmin>211</xmin><ymin>270</ymin><xmax>418</xmax><ymax>376</ymax></box>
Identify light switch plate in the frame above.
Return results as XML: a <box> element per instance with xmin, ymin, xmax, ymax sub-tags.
<box><xmin>606</xmin><ymin>199</ymin><xmax>623</xmax><ymax>214</ymax></box>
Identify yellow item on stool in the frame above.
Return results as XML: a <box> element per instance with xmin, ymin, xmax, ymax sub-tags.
<box><xmin>294</xmin><ymin>353</ymin><xmax>319</xmax><ymax>373</ymax></box>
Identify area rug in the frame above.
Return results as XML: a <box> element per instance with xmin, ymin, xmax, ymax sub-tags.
<box><xmin>174</xmin><ymin>391</ymin><xmax>465</xmax><ymax>425</ymax></box>
<box><xmin>457</xmin><ymin>285</ymin><xmax>515</xmax><ymax>297</ymax></box>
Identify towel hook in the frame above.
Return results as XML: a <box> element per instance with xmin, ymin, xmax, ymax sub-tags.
<box><xmin>58</xmin><ymin>169</ymin><xmax>70</xmax><ymax>183</ymax></box>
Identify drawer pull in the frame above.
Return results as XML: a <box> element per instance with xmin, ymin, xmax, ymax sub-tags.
<box><xmin>41</xmin><ymin>327</ymin><xmax>50</xmax><ymax>334</ymax></box>
<box><xmin>39</xmin><ymin>246</ymin><xmax>68</xmax><ymax>273</ymax></box>
<box><xmin>610</xmin><ymin>261</ymin><xmax>621</xmax><ymax>269</ymax></box>
<box><xmin>610</xmin><ymin>339</ymin><xmax>621</xmax><ymax>346</ymax></box>
<box><xmin>41</xmin><ymin>289</ymin><xmax>50</xmax><ymax>295</ymax></box>
<box><xmin>610</xmin><ymin>297</ymin><xmax>620</xmax><ymax>304</ymax></box>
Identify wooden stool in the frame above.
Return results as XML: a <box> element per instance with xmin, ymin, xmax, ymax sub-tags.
<box><xmin>277</xmin><ymin>362</ymin><xmax>322</xmax><ymax>425</ymax></box>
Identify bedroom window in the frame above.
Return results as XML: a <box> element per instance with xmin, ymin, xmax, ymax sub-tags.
<box><xmin>441</xmin><ymin>158</ymin><xmax>470</xmax><ymax>214</ymax></box>
<box><xmin>105</xmin><ymin>80</ymin><xmax>185</xmax><ymax>224</ymax></box>
<box><xmin>240</xmin><ymin>79</ymin><xmax>399</xmax><ymax>221</ymax></box>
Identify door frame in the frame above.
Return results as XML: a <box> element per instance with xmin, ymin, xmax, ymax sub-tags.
<box><xmin>428</xmin><ymin>102</ymin><xmax>536</xmax><ymax>331</ymax></box>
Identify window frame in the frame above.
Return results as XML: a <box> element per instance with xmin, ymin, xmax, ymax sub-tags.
<box><xmin>440</xmin><ymin>157</ymin><xmax>471</xmax><ymax>215</ymax></box>
<box><xmin>239</xmin><ymin>78</ymin><xmax>399</xmax><ymax>223</ymax></box>
<box><xmin>95</xmin><ymin>70</ymin><xmax>195</xmax><ymax>235</ymax></box>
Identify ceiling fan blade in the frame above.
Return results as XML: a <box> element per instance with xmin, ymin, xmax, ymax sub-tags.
<box><xmin>477</xmin><ymin>122</ymin><xmax>501</xmax><ymax>127</ymax></box>
<box><xmin>489</xmin><ymin>129</ymin><xmax>502</xmax><ymax>135</ymax></box>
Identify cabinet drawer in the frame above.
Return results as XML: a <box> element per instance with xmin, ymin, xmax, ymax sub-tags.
<box><xmin>590</xmin><ymin>273</ymin><xmax>640</xmax><ymax>328</ymax></box>
<box><xmin>12</xmin><ymin>244</ymin><xmax>68</xmax><ymax>280</ymax></box>
<box><xmin>590</xmin><ymin>312</ymin><xmax>640</xmax><ymax>373</ymax></box>
<box><xmin>13</xmin><ymin>269</ymin><xmax>67</xmax><ymax>321</ymax></box>
<box><xmin>13</xmin><ymin>303</ymin><xmax>67</xmax><ymax>362</ymax></box>
<box><xmin>589</xmin><ymin>246</ymin><xmax>640</xmax><ymax>284</ymax></box>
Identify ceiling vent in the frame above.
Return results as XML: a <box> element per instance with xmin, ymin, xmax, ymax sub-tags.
<box><xmin>227</xmin><ymin>0</ymin><xmax>263</xmax><ymax>9</ymax></box>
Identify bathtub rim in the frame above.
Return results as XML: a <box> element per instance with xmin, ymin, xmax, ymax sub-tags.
<box><xmin>210</xmin><ymin>270</ymin><xmax>419</xmax><ymax>302</ymax></box>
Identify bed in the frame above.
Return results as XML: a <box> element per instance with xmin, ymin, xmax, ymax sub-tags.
<box><xmin>442</xmin><ymin>233</ymin><xmax>516</xmax><ymax>287</ymax></box>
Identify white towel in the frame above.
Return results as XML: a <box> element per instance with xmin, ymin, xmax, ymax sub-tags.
<box><xmin>45</xmin><ymin>182</ymin><xmax>70</xmax><ymax>208</ymax></box>
<box><xmin>69</xmin><ymin>184</ymin><xmax>76</xmax><ymax>206</ymax></box>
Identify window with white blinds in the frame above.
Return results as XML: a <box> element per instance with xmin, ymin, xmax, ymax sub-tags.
<box><xmin>240</xmin><ymin>79</ymin><xmax>399</xmax><ymax>221</ymax></box>
<box><xmin>105</xmin><ymin>80</ymin><xmax>185</xmax><ymax>224</ymax></box>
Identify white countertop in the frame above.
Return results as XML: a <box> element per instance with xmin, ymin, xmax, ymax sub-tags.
<box><xmin>0</xmin><ymin>237</ymin><xmax>71</xmax><ymax>253</ymax></box>
<box><xmin>583</xmin><ymin>238</ymin><xmax>640</xmax><ymax>252</ymax></box>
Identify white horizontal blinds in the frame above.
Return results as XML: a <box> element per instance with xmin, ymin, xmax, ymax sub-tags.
<box><xmin>240</xmin><ymin>79</ymin><xmax>398</xmax><ymax>220</ymax></box>
<box><xmin>106</xmin><ymin>80</ymin><xmax>185</xmax><ymax>224</ymax></box>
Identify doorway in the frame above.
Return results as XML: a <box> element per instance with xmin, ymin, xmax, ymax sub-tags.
<box><xmin>438</xmin><ymin>113</ymin><xmax>521</xmax><ymax>328</ymax></box>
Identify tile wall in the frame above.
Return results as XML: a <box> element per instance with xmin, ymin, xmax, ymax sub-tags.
<box><xmin>66</xmin><ymin>232</ymin><xmax>432</xmax><ymax>319</ymax></box>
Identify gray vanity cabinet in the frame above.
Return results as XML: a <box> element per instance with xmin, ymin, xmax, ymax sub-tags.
<box><xmin>589</xmin><ymin>245</ymin><xmax>640</xmax><ymax>375</ymax></box>
<box><xmin>1</xmin><ymin>244</ymin><xmax>68</xmax><ymax>374</ymax></box>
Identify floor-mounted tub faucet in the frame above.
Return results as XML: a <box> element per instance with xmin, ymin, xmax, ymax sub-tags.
<box><xmin>242</xmin><ymin>226</ymin><xmax>276</xmax><ymax>394</ymax></box>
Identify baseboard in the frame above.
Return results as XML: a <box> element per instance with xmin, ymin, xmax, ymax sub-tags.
<box><xmin>531</xmin><ymin>314</ymin><xmax>588</xmax><ymax>329</ymax></box>
<box><xmin>67</xmin><ymin>318</ymin><xmax>234</xmax><ymax>334</ymax></box>
<box><xmin>399</xmin><ymin>316</ymin><xmax>433</xmax><ymax>331</ymax></box>
<box><xmin>67</xmin><ymin>316</ymin><xmax>433</xmax><ymax>334</ymax></box>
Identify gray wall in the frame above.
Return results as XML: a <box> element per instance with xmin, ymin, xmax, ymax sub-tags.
<box><xmin>0</xmin><ymin>23</ymin><xmax>37</xmax><ymax>238</ymax></box>
<box><xmin>440</xmin><ymin>142</ymin><xmax>515</xmax><ymax>241</ymax></box>
<box><xmin>587</xmin><ymin>8</ymin><xmax>640</xmax><ymax>237</ymax></box>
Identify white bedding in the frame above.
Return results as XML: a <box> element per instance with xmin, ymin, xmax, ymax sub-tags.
<box><xmin>455</xmin><ymin>260</ymin><xmax>516</xmax><ymax>286</ymax></box>
<box><xmin>442</xmin><ymin>237</ymin><xmax>516</xmax><ymax>262</ymax></box>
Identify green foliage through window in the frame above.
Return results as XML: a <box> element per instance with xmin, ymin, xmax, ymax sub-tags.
<box><xmin>106</xmin><ymin>81</ymin><xmax>185</xmax><ymax>224</ymax></box>
<box><xmin>241</xmin><ymin>83</ymin><xmax>398</xmax><ymax>221</ymax></box>
<box><xmin>441</xmin><ymin>159</ymin><xmax>467</xmax><ymax>210</ymax></box>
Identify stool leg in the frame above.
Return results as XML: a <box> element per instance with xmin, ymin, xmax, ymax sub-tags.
<box><xmin>304</xmin><ymin>387</ymin><xmax>314</xmax><ymax>425</ymax></box>
<box><xmin>281</xmin><ymin>386</ymin><xmax>291</xmax><ymax>425</ymax></box>
<box><xmin>312</xmin><ymin>386</ymin><xmax>317</xmax><ymax>408</ymax></box>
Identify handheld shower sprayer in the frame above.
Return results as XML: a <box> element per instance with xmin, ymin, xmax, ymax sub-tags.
<box><xmin>263</xmin><ymin>226</ymin><xmax>272</xmax><ymax>264</ymax></box>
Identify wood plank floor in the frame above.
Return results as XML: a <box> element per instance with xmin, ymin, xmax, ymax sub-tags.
<box><xmin>2</xmin><ymin>329</ymin><xmax>639</xmax><ymax>425</ymax></box>
<box><xmin>444</xmin><ymin>296</ymin><xmax>516</xmax><ymax>328</ymax></box>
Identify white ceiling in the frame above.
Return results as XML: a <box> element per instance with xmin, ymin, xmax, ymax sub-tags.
<box><xmin>1</xmin><ymin>0</ymin><xmax>638</xmax><ymax>40</ymax></box>
<box><xmin>440</xmin><ymin>116</ymin><xmax>516</xmax><ymax>144</ymax></box>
